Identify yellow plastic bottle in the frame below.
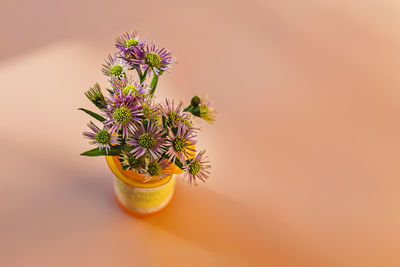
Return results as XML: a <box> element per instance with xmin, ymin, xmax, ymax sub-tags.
<box><xmin>106</xmin><ymin>156</ymin><xmax>182</xmax><ymax>217</ymax></box>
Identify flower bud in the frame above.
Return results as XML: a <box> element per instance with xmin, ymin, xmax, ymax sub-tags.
<box><xmin>191</xmin><ymin>96</ymin><xmax>201</xmax><ymax>107</ymax></box>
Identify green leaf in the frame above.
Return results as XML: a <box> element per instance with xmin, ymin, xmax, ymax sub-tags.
<box><xmin>161</xmin><ymin>154</ymin><xmax>184</xmax><ymax>170</ymax></box>
<box><xmin>120</xmin><ymin>145</ymin><xmax>134</xmax><ymax>152</ymax></box>
<box><xmin>174</xmin><ymin>159</ymin><xmax>184</xmax><ymax>170</ymax></box>
<box><xmin>162</xmin><ymin>115</ymin><xmax>168</xmax><ymax>129</ymax></box>
<box><xmin>78</xmin><ymin>108</ymin><xmax>105</xmax><ymax>122</ymax></box>
<box><xmin>80</xmin><ymin>146</ymin><xmax>122</xmax><ymax>156</ymax></box>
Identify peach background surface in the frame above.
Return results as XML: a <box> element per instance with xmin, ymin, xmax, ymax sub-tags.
<box><xmin>1</xmin><ymin>0</ymin><xmax>400</xmax><ymax>266</ymax></box>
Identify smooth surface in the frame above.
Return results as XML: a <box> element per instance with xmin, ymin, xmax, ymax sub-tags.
<box><xmin>1</xmin><ymin>0</ymin><xmax>400</xmax><ymax>266</ymax></box>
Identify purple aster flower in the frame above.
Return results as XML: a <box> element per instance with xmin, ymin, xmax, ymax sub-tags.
<box><xmin>165</xmin><ymin>123</ymin><xmax>196</xmax><ymax>163</ymax></box>
<box><xmin>128</xmin><ymin>42</ymin><xmax>174</xmax><ymax>76</ymax></box>
<box><xmin>109</xmin><ymin>76</ymin><xmax>149</xmax><ymax>99</ymax></box>
<box><xmin>115</xmin><ymin>30</ymin><xmax>145</xmax><ymax>60</ymax></box>
<box><xmin>83</xmin><ymin>121</ymin><xmax>120</xmax><ymax>152</ymax></box>
<box><xmin>183</xmin><ymin>150</ymin><xmax>211</xmax><ymax>185</ymax></box>
<box><xmin>104</xmin><ymin>93</ymin><xmax>142</xmax><ymax>138</ymax></box>
<box><xmin>181</xmin><ymin>113</ymin><xmax>200</xmax><ymax>133</ymax></box>
<box><xmin>127</xmin><ymin>122</ymin><xmax>166</xmax><ymax>159</ymax></box>
<box><xmin>139</xmin><ymin>96</ymin><xmax>162</xmax><ymax>124</ymax></box>
<box><xmin>101</xmin><ymin>54</ymin><xmax>130</xmax><ymax>79</ymax></box>
<box><xmin>144</xmin><ymin>158</ymin><xmax>174</xmax><ymax>182</ymax></box>
<box><xmin>119</xmin><ymin>151</ymin><xmax>146</xmax><ymax>172</ymax></box>
<box><xmin>159</xmin><ymin>98</ymin><xmax>189</xmax><ymax>128</ymax></box>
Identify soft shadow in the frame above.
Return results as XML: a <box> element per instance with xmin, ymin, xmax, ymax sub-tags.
<box><xmin>144</xmin><ymin>180</ymin><xmax>325</xmax><ymax>266</ymax></box>
<box><xmin>1</xmin><ymin>138</ymin><xmax>328</xmax><ymax>266</ymax></box>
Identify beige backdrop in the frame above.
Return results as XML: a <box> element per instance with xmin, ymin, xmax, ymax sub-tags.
<box><xmin>1</xmin><ymin>0</ymin><xmax>400</xmax><ymax>266</ymax></box>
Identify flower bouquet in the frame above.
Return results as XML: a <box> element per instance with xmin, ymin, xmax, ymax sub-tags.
<box><xmin>79</xmin><ymin>31</ymin><xmax>216</xmax><ymax>215</ymax></box>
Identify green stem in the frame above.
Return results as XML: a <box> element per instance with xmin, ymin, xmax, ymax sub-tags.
<box><xmin>183</xmin><ymin>105</ymin><xmax>193</xmax><ymax>112</ymax></box>
<box><xmin>133</xmin><ymin>65</ymin><xmax>145</xmax><ymax>83</ymax></box>
<box><xmin>175</xmin><ymin>158</ymin><xmax>185</xmax><ymax>170</ymax></box>
<box><xmin>149</xmin><ymin>70</ymin><xmax>159</xmax><ymax>95</ymax></box>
